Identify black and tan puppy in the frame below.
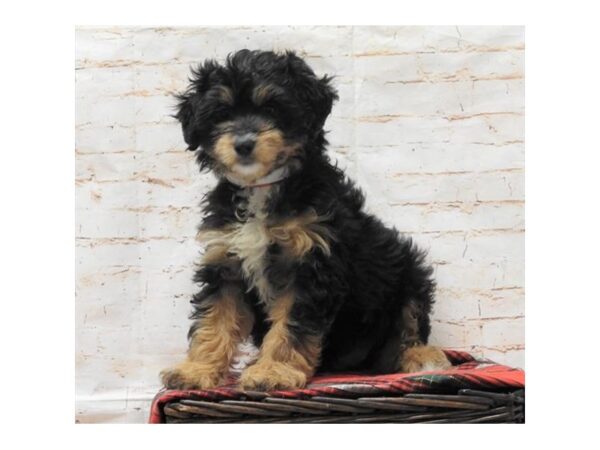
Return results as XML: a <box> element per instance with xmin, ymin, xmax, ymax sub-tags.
<box><xmin>161</xmin><ymin>49</ymin><xmax>450</xmax><ymax>391</ymax></box>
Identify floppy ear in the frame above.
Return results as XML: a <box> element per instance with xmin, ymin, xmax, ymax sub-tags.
<box><xmin>174</xmin><ymin>60</ymin><xmax>221</xmax><ymax>151</ymax></box>
<box><xmin>284</xmin><ymin>52</ymin><xmax>339</xmax><ymax>133</ymax></box>
<box><xmin>312</xmin><ymin>75</ymin><xmax>338</xmax><ymax>131</ymax></box>
<box><xmin>175</xmin><ymin>93</ymin><xmax>200</xmax><ymax>151</ymax></box>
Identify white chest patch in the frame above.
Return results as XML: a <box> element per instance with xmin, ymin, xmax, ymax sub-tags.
<box><xmin>227</xmin><ymin>187</ymin><xmax>274</xmax><ymax>303</ymax></box>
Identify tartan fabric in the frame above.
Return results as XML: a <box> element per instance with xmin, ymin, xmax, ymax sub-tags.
<box><xmin>148</xmin><ymin>349</ymin><xmax>524</xmax><ymax>423</ymax></box>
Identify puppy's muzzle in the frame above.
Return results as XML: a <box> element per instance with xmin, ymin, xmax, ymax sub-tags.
<box><xmin>234</xmin><ymin>133</ymin><xmax>256</xmax><ymax>157</ymax></box>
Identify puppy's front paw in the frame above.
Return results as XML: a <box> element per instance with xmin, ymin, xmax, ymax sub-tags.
<box><xmin>239</xmin><ymin>361</ymin><xmax>308</xmax><ymax>391</ymax></box>
<box><xmin>400</xmin><ymin>346</ymin><xmax>452</xmax><ymax>373</ymax></box>
<box><xmin>160</xmin><ymin>362</ymin><xmax>224</xmax><ymax>390</ymax></box>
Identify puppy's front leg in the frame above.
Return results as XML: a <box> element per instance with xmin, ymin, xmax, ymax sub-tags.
<box><xmin>239</xmin><ymin>291</ymin><xmax>322</xmax><ymax>391</ymax></box>
<box><xmin>161</xmin><ymin>284</ymin><xmax>254</xmax><ymax>390</ymax></box>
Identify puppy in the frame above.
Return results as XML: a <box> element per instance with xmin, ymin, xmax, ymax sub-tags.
<box><xmin>161</xmin><ymin>49</ymin><xmax>450</xmax><ymax>391</ymax></box>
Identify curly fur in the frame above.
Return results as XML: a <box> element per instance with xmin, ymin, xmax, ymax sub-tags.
<box><xmin>161</xmin><ymin>49</ymin><xmax>449</xmax><ymax>391</ymax></box>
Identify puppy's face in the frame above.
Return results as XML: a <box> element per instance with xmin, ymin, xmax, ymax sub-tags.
<box><xmin>176</xmin><ymin>50</ymin><xmax>338</xmax><ymax>185</ymax></box>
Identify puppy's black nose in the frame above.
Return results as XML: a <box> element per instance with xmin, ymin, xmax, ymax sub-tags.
<box><xmin>234</xmin><ymin>137</ymin><xmax>255</xmax><ymax>157</ymax></box>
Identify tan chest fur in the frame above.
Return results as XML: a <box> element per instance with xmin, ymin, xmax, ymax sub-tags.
<box><xmin>197</xmin><ymin>186</ymin><xmax>333</xmax><ymax>305</ymax></box>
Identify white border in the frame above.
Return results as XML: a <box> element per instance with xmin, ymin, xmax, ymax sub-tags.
<box><xmin>2</xmin><ymin>0</ymin><xmax>599</xmax><ymax>446</ymax></box>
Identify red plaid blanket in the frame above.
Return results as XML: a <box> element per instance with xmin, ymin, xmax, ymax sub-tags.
<box><xmin>149</xmin><ymin>350</ymin><xmax>524</xmax><ymax>423</ymax></box>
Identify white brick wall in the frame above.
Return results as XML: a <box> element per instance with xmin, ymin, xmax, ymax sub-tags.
<box><xmin>75</xmin><ymin>26</ymin><xmax>525</xmax><ymax>423</ymax></box>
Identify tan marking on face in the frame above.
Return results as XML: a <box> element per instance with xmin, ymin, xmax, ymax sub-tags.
<box><xmin>239</xmin><ymin>291</ymin><xmax>322</xmax><ymax>390</ymax></box>
<box><xmin>252</xmin><ymin>84</ymin><xmax>276</xmax><ymax>106</ymax></box>
<box><xmin>213</xmin><ymin>133</ymin><xmax>238</xmax><ymax>169</ymax></box>
<box><xmin>268</xmin><ymin>209</ymin><xmax>334</xmax><ymax>258</ymax></box>
<box><xmin>212</xmin><ymin>128</ymin><xmax>300</xmax><ymax>184</ymax></box>
<box><xmin>217</xmin><ymin>85</ymin><xmax>235</xmax><ymax>105</ymax></box>
<box><xmin>253</xmin><ymin>128</ymin><xmax>291</xmax><ymax>167</ymax></box>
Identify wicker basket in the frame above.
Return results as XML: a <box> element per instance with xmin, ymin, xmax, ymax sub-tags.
<box><xmin>150</xmin><ymin>350</ymin><xmax>525</xmax><ymax>424</ymax></box>
<box><xmin>162</xmin><ymin>388</ymin><xmax>524</xmax><ymax>423</ymax></box>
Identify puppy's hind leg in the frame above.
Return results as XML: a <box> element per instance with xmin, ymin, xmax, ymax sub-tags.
<box><xmin>398</xmin><ymin>299</ymin><xmax>451</xmax><ymax>373</ymax></box>
<box><xmin>372</xmin><ymin>299</ymin><xmax>451</xmax><ymax>374</ymax></box>
<box><xmin>399</xmin><ymin>345</ymin><xmax>451</xmax><ymax>373</ymax></box>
